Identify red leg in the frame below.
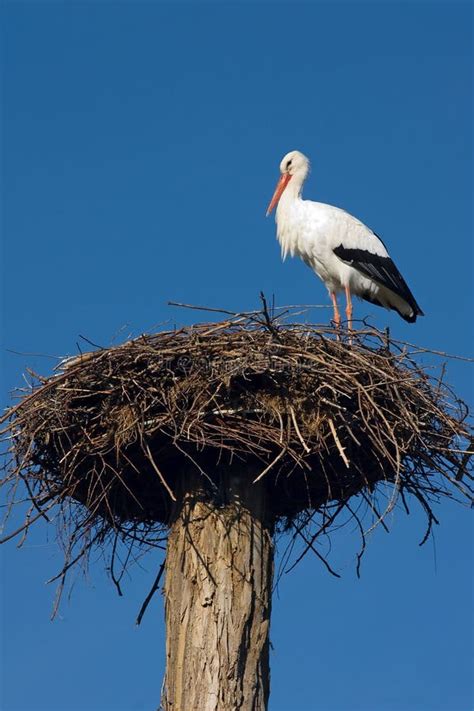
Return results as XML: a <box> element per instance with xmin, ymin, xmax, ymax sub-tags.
<box><xmin>344</xmin><ymin>285</ymin><xmax>353</xmax><ymax>332</ymax></box>
<box><xmin>330</xmin><ymin>292</ymin><xmax>341</xmax><ymax>328</ymax></box>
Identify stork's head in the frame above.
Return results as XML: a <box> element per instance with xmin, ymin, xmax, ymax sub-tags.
<box><xmin>266</xmin><ymin>150</ymin><xmax>310</xmax><ymax>216</ymax></box>
<box><xmin>279</xmin><ymin>150</ymin><xmax>310</xmax><ymax>177</ymax></box>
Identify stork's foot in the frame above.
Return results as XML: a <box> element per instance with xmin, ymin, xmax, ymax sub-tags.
<box><xmin>345</xmin><ymin>308</ymin><xmax>353</xmax><ymax>344</ymax></box>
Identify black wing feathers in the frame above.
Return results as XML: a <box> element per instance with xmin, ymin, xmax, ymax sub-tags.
<box><xmin>333</xmin><ymin>244</ymin><xmax>424</xmax><ymax>318</ymax></box>
<box><xmin>360</xmin><ymin>289</ymin><xmax>416</xmax><ymax>323</ymax></box>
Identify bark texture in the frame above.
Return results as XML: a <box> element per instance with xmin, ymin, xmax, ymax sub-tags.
<box><xmin>161</xmin><ymin>470</ymin><xmax>274</xmax><ymax>711</ymax></box>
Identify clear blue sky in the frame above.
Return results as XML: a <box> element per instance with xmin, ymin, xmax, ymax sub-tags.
<box><xmin>1</xmin><ymin>2</ymin><xmax>472</xmax><ymax>710</ymax></box>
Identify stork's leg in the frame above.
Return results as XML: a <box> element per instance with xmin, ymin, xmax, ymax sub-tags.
<box><xmin>344</xmin><ymin>285</ymin><xmax>353</xmax><ymax>333</ymax></box>
<box><xmin>330</xmin><ymin>292</ymin><xmax>341</xmax><ymax>328</ymax></box>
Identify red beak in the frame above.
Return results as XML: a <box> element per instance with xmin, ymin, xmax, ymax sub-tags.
<box><xmin>266</xmin><ymin>173</ymin><xmax>292</xmax><ymax>216</ymax></box>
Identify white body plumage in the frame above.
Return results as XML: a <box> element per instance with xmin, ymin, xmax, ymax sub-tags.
<box><xmin>267</xmin><ymin>150</ymin><xmax>423</xmax><ymax>325</ymax></box>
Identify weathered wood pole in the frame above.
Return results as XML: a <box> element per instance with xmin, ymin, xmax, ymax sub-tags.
<box><xmin>161</xmin><ymin>468</ymin><xmax>274</xmax><ymax>711</ymax></box>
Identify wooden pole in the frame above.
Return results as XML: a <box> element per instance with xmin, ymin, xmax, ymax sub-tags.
<box><xmin>161</xmin><ymin>468</ymin><xmax>274</xmax><ymax>711</ymax></box>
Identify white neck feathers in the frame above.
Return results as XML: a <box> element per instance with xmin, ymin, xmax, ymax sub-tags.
<box><xmin>275</xmin><ymin>173</ymin><xmax>307</xmax><ymax>260</ymax></box>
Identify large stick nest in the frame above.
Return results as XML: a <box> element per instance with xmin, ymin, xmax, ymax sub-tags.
<box><xmin>1</xmin><ymin>306</ymin><xmax>473</xmax><ymax>602</ymax></box>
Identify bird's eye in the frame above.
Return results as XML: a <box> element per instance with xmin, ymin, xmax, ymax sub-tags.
<box><xmin>286</xmin><ymin>160</ymin><xmax>292</xmax><ymax>170</ymax></box>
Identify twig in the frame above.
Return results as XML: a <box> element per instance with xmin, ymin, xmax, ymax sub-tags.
<box><xmin>253</xmin><ymin>448</ymin><xmax>286</xmax><ymax>483</ymax></box>
<box><xmin>135</xmin><ymin>561</ymin><xmax>166</xmax><ymax>626</ymax></box>
<box><xmin>144</xmin><ymin>442</ymin><xmax>176</xmax><ymax>501</ymax></box>
<box><xmin>328</xmin><ymin>418</ymin><xmax>350</xmax><ymax>468</ymax></box>
<box><xmin>290</xmin><ymin>406</ymin><xmax>311</xmax><ymax>453</ymax></box>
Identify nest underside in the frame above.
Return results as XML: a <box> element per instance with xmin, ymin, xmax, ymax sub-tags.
<box><xmin>2</xmin><ymin>316</ymin><xmax>472</xmax><ymax>535</ymax></box>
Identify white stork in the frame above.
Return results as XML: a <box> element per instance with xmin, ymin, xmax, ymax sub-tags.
<box><xmin>266</xmin><ymin>150</ymin><xmax>423</xmax><ymax>328</ymax></box>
